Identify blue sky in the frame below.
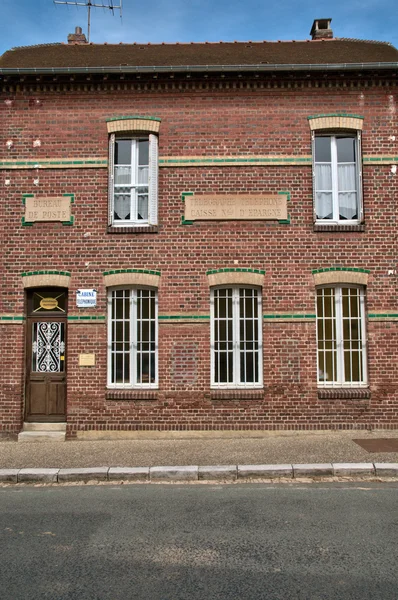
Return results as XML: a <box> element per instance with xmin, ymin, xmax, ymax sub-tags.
<box><xmin>1</xmin><ymin>0</ymin><xmax>397</xmax><ymax>56</ymax></box>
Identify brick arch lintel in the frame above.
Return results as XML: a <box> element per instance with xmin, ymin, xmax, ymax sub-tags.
<box><xmin>313</xmin><ymin>269</ymin><xmax>369</xmax><ymax>287</ymax></box>
<box><xmin>104</xmin><ymin>269</ymin><xmax>161</xmax><ymax>288</ymax></box>
<box><xmin>207</xmin><ymin>268</ymin><xmax>265</xmax><ymax>287</ymax></box>
<box><xmin>308</xmin><ymin>114</ymin><xmax>364</xmax><ymax>131</ymax></box>
<box><xmin>106</xmin><ymin>117</ymin><xmax>161</xmax><ymax>134</ymax></box>
<box><xmin>22</xmin><ymin>271</ymin><xmax>71</xmax><ymax>288</ymax></box>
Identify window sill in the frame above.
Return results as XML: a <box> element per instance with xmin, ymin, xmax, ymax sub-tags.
<box><xmin>313</xmin><ymin>223</ymin><xmax>365</xmax><ymax>233</ymax></box>
<box><xmin>107</xmin><ymin>226</ymin><xmax>159</xmax><ymax>234</ymax></box>
<box><xmin>318</xmin><ymin>388</ymin><xmax>370</xmax><ymax>400</ymax></box>
<box><xmin>210</xmin><ymin>389</ymin><xmax>264</xmax><ymax>400</ymax></box>
<box><xmin>106</xmin><ymin>390</ymin><xmax>158</xmax><ymax>401</ymax></box>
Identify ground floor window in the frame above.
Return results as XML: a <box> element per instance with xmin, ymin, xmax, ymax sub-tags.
<box><xmin>316</xmin><ymin>286</ymin><xmax>367</xmax><ymax>386</ymax></box>
<box><xmin>107</xmin><ymin>287</ymin><xmax>158</xmax><ymax>388</ymax></box>
<box><xmin>211</xmin><ymin>286</ymin><xmax>263</xmax><ymax>388</ymax></box>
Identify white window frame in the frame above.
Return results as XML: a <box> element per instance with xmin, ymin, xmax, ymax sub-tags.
<box><xmin>107</xmin><ymin>287</ymin><xmax>158</xmax><ymax>389</ymax></box>
<box><xmin>316</xmin><ymin>285</ymin><xmax>367</xmax><ymax>388</ymax></box>
<box><xmin>210</xmin><ymin>286</ymin><xmax>263</xmax><ymax>389</ymax></box>
<box><xmin>312</xmin><ymin>132</ymin><xmax>363</xmax><ymax>224</ymax></box>
<box><xmin>109</xmin><ymin>133</ymin><xmax>158</xmax><ymax>227</ymax></box>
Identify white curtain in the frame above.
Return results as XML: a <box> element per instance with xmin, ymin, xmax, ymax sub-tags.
<box><xmin>338</xmin><ymin>163</ymin><xmax>357</xmax><ymax>219</ymax></box>
<box><xmin>315</xmin><ymin>163</ymin><xmax>357</xmax><ymax>220</ymax></box>
<box><xmin>114</xmin><ymin>190</ymin><xmax>131</xmax><ymax>220</ymax></box>
<box><xmin>315</xmin><ymin>164</ymin><xmax>332</xmax><ymax>219</ymax></box>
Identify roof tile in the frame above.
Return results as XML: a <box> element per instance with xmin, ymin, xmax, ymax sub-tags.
<box><xmin>1</xmin><ymin>38</ymin><xmax>397</xmax><ymax>70</ymax></box>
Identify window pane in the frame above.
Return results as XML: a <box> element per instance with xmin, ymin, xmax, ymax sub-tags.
<box><xmin>337</xmin><ymin>137</ymin><xmax>356</xmax><ymax>163</ymax></box>
<box><xmin>140</xmin><ymin>321</ymin><xmax>150</xmax><ymax>342</ymax></box>
<box><xmin>114</xmin><ymin>191</ymin><xmax>131</xmax><ymax>221</ymax></box>
<box><xmin>241</xmin><ymin>351</ymin><xmax>253</xmax><ymax>383</ymax></box>
<box><xmin>137</xmin><ymin>353</ymin><xmax>152</xmax><ymax>384</ymax></box>
<box><xmin>115</xmin><ymin>140</ymin><xmax>131</xmax><ymax>165</ymax></box>
<box><xmin>150</xmin><ymin>354</ymin><xmax>156</xmax><ymax>384</ymax></box>
<box><xmin>242</xmin><ymin>320</ymin><xmax>254</xmax><ymax>342</ymax></box>
<box><xmin>220</xmin><ymin>352</ymin><xmax>233</xmax><ymax>383</ymax></box>
<box><xmin>219</xmin><ymin>320</ymin><xmax>228</xmax><ymax>343</ymax></box>
<box><xmin>338</xmin><ymin>164</ymin><xmax>356</xmax><ymax>191</ymax></box>
<box><xmin>323</xmin><ymin>351</ymin><xmax>336</xmax><ymax>382</ymax></box>
<box><xmin>137</xmin><ymin>195</ymin><xmax>148</xmax><ymax>221</ymax></box>
<box><xmin>138</xmin><ymin>167</ymin><xmax>149</xmax><ymax>185</ymax></box>
<box><xmin>316</xmin><ymin>192</ymin><xmax>333</xmax><ymax>220</ymax></box>
<box><xmin>115</xmin><ymin>321</ymin><xmax>124</xmax><ymax>342</ymax></box>
<box><xmin>138</xmin><ymin>139</ymin><xmax>149</xmax><ymax>166</ymax></box>
<box><xmin>114</xmin><ymin>166</ymin><xmax>131</xmax><ymax>185</ymax></box>
<box><xmin>138</xmin><ymin>295</ymin><xmax>149</xmax><ymax>319</ymax></box>
<box><xmin>315</xmin><ymin>164</ymin><xmax>332</xmax><ymax>190</ymax></box>
<box><xmin>244</xmin><ymin>295</ymin><xmax>254</xmax><ymax>319</ymax></box>
<box><xmin>114</xmin><ymin>353</ymin><xmax>125</xmax><ymax>384</ymax></box>
<box><xmin>124</xmin><ymin>353</ymin><xmax>130</xmax><ymax>383</ymax></box>
<box><xmin>315</xmin><ymin>137</ymin><xmax>331</xmax><ymax>162</ymax></box>
<box><xmin>350</xmin><ymin>292</ymin><xmax>360</xmax><ymax>318</ymax></box>
<box><xmin>338</xmin><ymin>193</ymin><xmax>357</xmax><ymax>220</ymax></box>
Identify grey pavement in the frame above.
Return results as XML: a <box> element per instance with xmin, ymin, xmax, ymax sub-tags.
<box><xmin>0</xmin><ymin>430</ymin><xmax>398</xmax><ymax>470</ymax></box>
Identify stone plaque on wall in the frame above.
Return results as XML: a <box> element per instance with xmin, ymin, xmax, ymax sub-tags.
<box><xmin>184</xmin><ymin>193</ymin><xmax>288</xmax><ymax>222</ymax></box>
<box><xmin>24</xmin><ymin>196</ymin><xmax>71</xmax><ymax>223</ymax></box>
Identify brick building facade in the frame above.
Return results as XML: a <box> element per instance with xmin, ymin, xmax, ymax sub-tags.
<box><xmin>1</xmin><ymin>19</ymin><xmax>398</xmax><ymax>439</ymax></box>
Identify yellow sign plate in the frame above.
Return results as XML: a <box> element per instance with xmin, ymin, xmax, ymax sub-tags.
<box><xmin>40</xmin><ymin>297</ymin><xmax>59</xmax><ymax>310</ymax></box>
<box><xmin>79</xmin><ymin>353</ymin><xmax>96</xmax><ymax>367</ymax></box>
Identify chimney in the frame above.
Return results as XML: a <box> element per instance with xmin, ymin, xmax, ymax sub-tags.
<box><xmin>310</xmin><ymin>18</ymin><xmax>333</xmax><ymax>40</ymax></box>
<box><xmin>68</xmin><ymin>26</ymin><xmax>88</xmax><ymax>44</ymax></box>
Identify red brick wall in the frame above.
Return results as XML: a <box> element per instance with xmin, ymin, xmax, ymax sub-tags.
<box><xmin>1</xmin><ymin>80</ymin><xmax>398</xmax><ymax>434</ymax></box>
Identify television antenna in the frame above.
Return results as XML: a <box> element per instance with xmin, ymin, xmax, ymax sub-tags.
<box><xmin>53</xmin><ymin>0</ymin><xmax>123</xmax><ymax>43</ymax></box>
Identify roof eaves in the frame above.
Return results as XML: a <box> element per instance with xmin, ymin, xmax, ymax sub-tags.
<box><xmin>1</xmin><ymin>62</ymin><xmax>398</xmax><ymax>76</ymax></box>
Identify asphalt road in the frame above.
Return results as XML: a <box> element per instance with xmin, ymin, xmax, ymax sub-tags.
<box><xmin>0</xmin><ymin>483</ymin><xmax>397</xmax><ymax>599</ymax></box>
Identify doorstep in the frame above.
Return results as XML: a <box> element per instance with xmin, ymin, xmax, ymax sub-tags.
<box><xmin>18</xmin><ymin>422</ymin><xmax>66</xmax><ymax>443</ymax></box>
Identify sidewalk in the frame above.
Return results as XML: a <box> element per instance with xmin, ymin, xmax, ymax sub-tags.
<box><xmin>1</xmin><ymin>430</ymin><xmax>398</xmax><ymax>470</ymax></box>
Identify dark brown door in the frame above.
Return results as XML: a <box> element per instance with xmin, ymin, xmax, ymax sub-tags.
<box><xmin>25</xmin><ymin>290</ymin><xmax>67</xmax><ymax>422</ymax></box>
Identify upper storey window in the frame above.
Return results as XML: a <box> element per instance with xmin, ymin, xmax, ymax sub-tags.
<box><xmin>107</xmin><ymin>117</ymin><xmax>160</xmax><ymax>228</ymax></box>
<box><xmin>314</xmin><ymin>134</ymin><xmax>361</xmax><ymax>223</ymax></box>
<box><xmin>114</xmin><ymin>138</ymin><xmax>150</xmax><ymax>223</ymax></box>
<box><xmin>309</xmin><ymin>114</ymin><xmax>364</xmax><ymax>227</ymax></box>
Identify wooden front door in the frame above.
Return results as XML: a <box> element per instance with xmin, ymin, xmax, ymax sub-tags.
<box><xmin>25</xmin><ymin>290</ymin><xmax>67</xmax><ymax>422</ymax></box>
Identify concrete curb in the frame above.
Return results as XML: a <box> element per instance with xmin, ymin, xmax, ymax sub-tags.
<box><xmin>238</xmin><ymin>464</ymin><xmax>292</xmax><ymax>478</ymax></box>
<box><xmin>18</xmin><ymin>468</ymin><xmax>59</xmax><ymax>483</ymax></box>
<box><xmin>0</xmin><ymin>463</ymin><xmax>397</xmax><ymax>484</ymax></box>
<box><xmin>199</xmin><ymin>465</ymin><xmax>237</xmax><ymax>480</ymax></box>
<box><xmin>150</xmin><ymin>466</ymin><xmax>198</xmax><ymax>481</ymax></box>
<box><xmin>293</xmin><ymin>463</ymin><xmax>334</xmax><ymax>477</ymax></box>
<box><xmin>58</xmin><ymin>467</ymin><xmax>109</xmax><ymax>483</ymax></box>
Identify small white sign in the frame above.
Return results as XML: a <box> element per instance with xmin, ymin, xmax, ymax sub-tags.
<box><xmin>76</xmin><ymin>289</ymin><xmax>97</xmax><ymax>308</ymax></box>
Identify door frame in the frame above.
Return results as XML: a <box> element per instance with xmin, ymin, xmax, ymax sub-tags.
<box><xmin>24</xmin><ymin>288</ymin><xmax>68</xmax><ymax>423</ymax></box>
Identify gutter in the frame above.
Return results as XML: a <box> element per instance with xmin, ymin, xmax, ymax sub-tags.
<box><xmin>0</xmin><ymin>62</ymin><xmax>398</xmax><ymax>76</ymax></box>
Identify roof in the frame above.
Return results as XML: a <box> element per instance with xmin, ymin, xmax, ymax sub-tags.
<box><xmin>1</xmin><ymin>38</ymin><xmax>398</xmax><ymax>73</ymax></box>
